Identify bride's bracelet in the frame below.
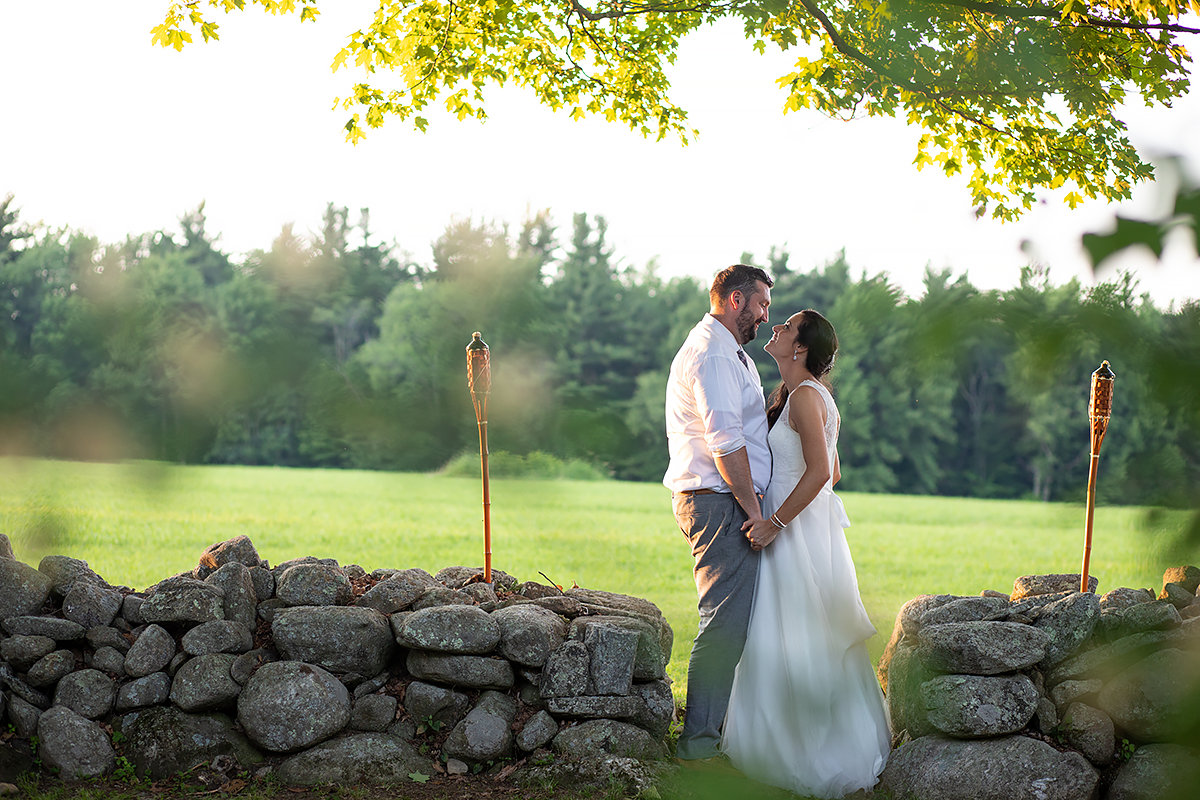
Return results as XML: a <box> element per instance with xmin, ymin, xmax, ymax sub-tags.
<box><xmin>769</xmin><ymin>513</ymin><xmax>786</xmax><ymax>529</ymax></box>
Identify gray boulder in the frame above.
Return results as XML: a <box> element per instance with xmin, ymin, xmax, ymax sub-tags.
<box><xmin>26</xmin><ymin>650</ymin><xmax>76</xmax><ymax>688</ymax></box>
<box><xmin>205</xmin><ymin>562</ymin><xmax>258</xmax><ymax>629</ymax></box>
<box><xmin>53</xmin><ymin>669</ymin><xmax>115</xmax><ymax>719</ymax></box>
<box><xmin>1034</xmin><ymin>697</ymin><xmax>1059</xmax><ymax>734</ymax></box>
<box><xmin>406</xmin><ymin>651</ymin><xmax>514</xmax><ymax>689</ymax></box>
<box><xmin>1100</xmin><ymin>587</ymin><xmax>1155</xmax><ymax>612</ymax></box>
<box><xmin>231</xmin><ymin>648</ymin><xmax>279</xmax><ymax>685</ymax></box>
<box><xmin>894</xmin><ymin>594</ymin><xmax>958</xmax><ymax>640</ymax></box>
<box><xmin>141</xmin><ymin>576</ymin><xmax>225</xmax><ymax>624</ymax></box>
<box><xmin>1121</xmin><ymin>600</ymin><xmax>1182</xmax><ymax>633</ymax></box>
<box><xmin>182</xmin><ymin>620</ymin><xmax>254</xmax><ymax>656</ymax></box>
<box><xmin>249</xmin><ymin>566</ymin><xmax>274</xmax><ymax>602</ymax></box>
<box><xmin>349</xmin><ymin>694</ymin><xmax>397</xmax><ymax>732</ymax></box>
<box><xmin>121</xmin><ymin>594</ymin><xmax>144</xmax><ymax>625</ymax></box>
<box><xmin>516</xmin><ymin>710</ymin><xmax>558</xmax><ymax>752</ymax></box>
<box><xmin>1098</xmin><ymin>648</ymin><xmax>1198</xmax><ymax>742</ymax></box>
<box><xmin>403</xmin><ymin>681</ymin><xmax>471</xmax><ymax>729</ymax></box>
<box><xmin>86</xmin><ymin>625</ymin><xmax>131</xmax><ymax>653</ymax></box>
<box><xmin>7</xmin><ymin>695</ymin><xmax>41</xmax><ymax>737</ymax></box>
<box><xmin>273</xmin><ymin>606</ymin><xmax>394</xmax><ymax>675</ymax></box>
<box><xmin>920</xmin><ymin>596</ymin><xmax>1009</xmax><ymax>627</ymax></box>
<box><xmin>398</xmin><ymin>605</ymin><xmax>500</xmax><ymax>653</ymax></box>
<box><xmin>884</xmin><ymin>642</ymin><xmax>938</xmax><ymax>739</ymax></box>
<box><xmin>462</xmin><ymin>581</ymin><xmax>498</xmax><ymax>605</ymax></box>
<box><xmin>921</xmin><ymin>674</ymin><xmax>1038</xmax><ymax>738</ymax></box>
<box><xmin>237</xmin><ymin>661</ymin><xmax>351</xmax><ymax>752</ymax></box>
<box><xmin>1</xmin><ymin>616</ymin><xmax>84</xmax><ymax>640</ymax></box>
<box><xmin>492</xmin><ymin>604</ymin><xmax>566</xmax><ymax>667</ymax></box>
<box><xmin>567</xmin><ymin>588</ymin><xmax>673</xmax><ymax>659</ymax></box>
<box><xmin>411</xmin><ymin>587</ymin><xmax>475</xmax><ymax>610</ymax></box>
<box><xmin>878</xmin><ymin>734</ymin><xmax>1099</xmax><ymax>800</ymax></box>
<box><xmin>355</xmin><ymin>569</ymin><xmax>440</xmax><ymax>613</ymax></box>
<box><xmin>1158</xmin><ymin>582</ymin><xmax>1194</xmax><ymax>609</ymax></box>
<box><xmin>124</xmin><ymin>624</ymin><xmax>177</xmax><ymax>678</ymax></box>
<box><xmin>570</xmin><ymin>616</ymin><xmax>669</xmax><ymax>682</ymax></box>
<box><xmin>918</xmin><ymin>621</ymin><xmax>1050</xmax><ymax>675</ymax></box>
<box><xmin>0</xmin><ymin>662</ymin><xmax>49</xmax><ymax>709</ymax></box>
<box><xmin>1062</xmin><ymin>702</ymin><xmax>1115</xmax><ymax>766</ymax></box>
<box><xmin>91</xmin><ymin>643</ymin><xmax>127</xmax><ymax>676</ymax></box>
<box><xmin>629</xmin><ymin>679</ymin><xmax>675</xmax><ymax>738</ymax></box>
<box><xmin>584</xmin><ymin>623</ymin><xmax>638</xmax><ymax>695</ymax></box>
<box><xmin>443</xmin><ymin>690</ymin><xmax>517</xmax><ymax>764</ymax></box>
<box><xmin>37</xmin><ymin>555</ymin><xmax>108</xmax><ymax>597</ymax></box>
<box><xmin>1012</xmin><ymin>573</ymin><xmax>1097</xmax><ymax>601</ymax></box>
<box><xmin>1107</xmin><ymin>743</ymin><xmax>1200</xmax><ymax>800</ymax></box>
<box><xmin>541</xmin><ymin>640</ymin><xmax>591</xmax><ymax>698</ymax></box>
<box><xmin>115</xmin><ymin>672</ymin><xmax>172</xmax><ymax>711</ymax></box>
<box><xmin>36</xmin><ymin>705</ymin><xmax>115</xmax><ymax>779</ymax></box>
<box><xmin>545</xmin><ymin>695</ymin><xmax>640</xmax><ymax>719</ymax></box>
<box><xmin>0</xmin><ymin>533</ymin><xmax>12</xmax><ymax>560</ymax></box>
<box><xmin>199</xmin><ymin>535</ymin><xmax>261</xmax><ymax>572</ymax></box>
<box><xmin>0</xmin><ymin>635</ymin><xmax>55</xmax><ymax>671</ymax></box>
<box><xmin>276</xmin><ymin>732</ymin><xmax>433</xmax><ymax>786</ymax></box>
<box><xmin>0</xmin><ymin>559</ymin><xmax>52</xmax><ymax>618</ymax></box>
<box><xmin>120</xmin><ymin>706</ymin><xmax>262</xmax><ymax>780</ymax></box>
<box><xmin>62</xmin><ymin>582</ymin><xmax>123</xmax><ymax>628</ymax></box>
<box><xmin>1049</xmin><ymin>678</ymin><xmax>1102</xmax><ymax>712</ymax></box>
<box><xmin>275</xmin><ymin>564</ymin><xmax>353</xmax><ymax>607</ymax></box>
<box><xmin>551</xmin><ymin>719</ymin><xmax>666</xmax><ymax>761</ymax></box>
<box><xmin>1033</xmin><ymin>592</ymin><xmax>1101</xmax><ymax>668</ymax></box>
<box><xmin>169</xmin><ymin>653</ymin><xmax>241</xmax><ymax>712</ymax></box>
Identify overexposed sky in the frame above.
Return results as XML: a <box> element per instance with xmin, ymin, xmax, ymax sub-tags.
<box><xmin>2</xmin><ymin>2</ymin><xmax>1198</xmax><ymax>304</ymax></box>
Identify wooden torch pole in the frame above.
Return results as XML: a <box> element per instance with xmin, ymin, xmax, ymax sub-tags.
<box><xmin>1081</xmin><ymin>360</ymin><xmax>1114</xmax><ymax>594</ymax></box>
<box><xmin>467</xmin><ymin>332</ymin><xmax>492</xmax><ymax>584</ymax></box>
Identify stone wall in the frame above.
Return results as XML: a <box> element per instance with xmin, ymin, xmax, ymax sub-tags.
<box><xmin>878</xmin><ymin>569</ymin><xmax>1200</xmax><ymax>800</ymax></box>
<box><xmin>0</xmin><ymin>534</ymin><xmax>675</xmax><ymax>787</ymax></box>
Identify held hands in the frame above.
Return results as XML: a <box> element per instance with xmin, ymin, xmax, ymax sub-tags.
<box><xmin>742</xmin><ymin>517</ymin><xmax>782</xmax><ymax>551</ymax></box>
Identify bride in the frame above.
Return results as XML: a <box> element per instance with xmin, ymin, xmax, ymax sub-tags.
<box><xmin>721</xmin><ymin>309</ymin><xmax>890</xmax><ymax>798</ymax></box>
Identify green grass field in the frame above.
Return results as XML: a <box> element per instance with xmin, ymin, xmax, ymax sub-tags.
<box><xmin>1</xmin><ymin>457</ymin><xmax>1193</xmax><ymax>701</ymax></box>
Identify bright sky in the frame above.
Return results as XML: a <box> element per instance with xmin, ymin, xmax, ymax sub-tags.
<box><xmin>2</xmin><ymin>2</ymin><xmax>1199</xmax><ymax>305</ymax></box>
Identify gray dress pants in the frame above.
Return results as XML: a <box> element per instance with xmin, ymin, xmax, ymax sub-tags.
<box><xmin>673</xmin><ymin>492</ymin><xmax>760</xmax><ymax>760</ymax></box>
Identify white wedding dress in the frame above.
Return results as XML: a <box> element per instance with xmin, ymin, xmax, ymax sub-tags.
<box><xmin>722</xmin><ymin>380</ymin><xmax>890</xmax><ymax>798</ymax></box>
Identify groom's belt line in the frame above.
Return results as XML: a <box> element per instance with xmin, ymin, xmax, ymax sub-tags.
<box><xmin>675</xmin><ymin>488</ymin><xmax>723</xmax><ymax>496</ymax></box>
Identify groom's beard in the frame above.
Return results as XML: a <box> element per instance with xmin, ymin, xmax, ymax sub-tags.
<box><xmin>737</xmin><ymin>308</ymin><xmax>759</xmax><ymax>343</ymax></box>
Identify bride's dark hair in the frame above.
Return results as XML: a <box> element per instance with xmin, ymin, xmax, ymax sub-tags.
<box><xmin>766</xmin><ymin>309</ymin><xmax>838</xmax><ymax>429</ymax></box>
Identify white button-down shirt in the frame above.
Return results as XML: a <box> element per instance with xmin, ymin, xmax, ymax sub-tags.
<box><xmin>663</xmin><ymin>314</ymin><xmax>771</xmax><ymax>494</ymax></box>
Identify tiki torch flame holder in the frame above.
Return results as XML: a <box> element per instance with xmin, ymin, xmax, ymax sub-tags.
<box><xmin>1081</xmin><ymin>360</ymin><xmax>1115</xmax><ymax>593</ymax></box>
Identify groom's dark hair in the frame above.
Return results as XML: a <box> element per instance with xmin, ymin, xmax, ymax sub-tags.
<box><xmin>711</xmin><ymin>264</ymin><xmax>773</xmax><ymax>307</ymax></box>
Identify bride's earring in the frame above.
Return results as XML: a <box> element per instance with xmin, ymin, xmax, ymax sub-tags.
<box><xmin>792</xmin><ymin>352</ymin><xmax>798</xmax><ymax>361</ymax></box>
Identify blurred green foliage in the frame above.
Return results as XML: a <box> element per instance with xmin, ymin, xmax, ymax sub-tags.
<box><xmin>1</xmin><ymin>194</ymin><xmax>1198</xmax><ymax>511</ymax></box>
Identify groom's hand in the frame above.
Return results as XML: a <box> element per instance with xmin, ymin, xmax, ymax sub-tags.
<box><xmin>742</xmin><ymin>518</ymin><xmax>779</xmax><ymax>551</ymax></box>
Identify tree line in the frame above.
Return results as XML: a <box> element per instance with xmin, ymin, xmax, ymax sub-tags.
<box><xmin>1</xmin><ymin>194</ymin><xmax>1197</xmax><ymax>509</ymax></box>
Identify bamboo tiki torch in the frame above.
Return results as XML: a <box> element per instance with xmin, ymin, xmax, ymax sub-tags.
<box><xmin>1081</xmin><ymin>360</ymin><xmax>1115</xmax><ymax>594</ymax></box>
<box><xmin>466</xmin><ymin>332</ymin><xmax>492</xmax><ymax>584</ymax></box>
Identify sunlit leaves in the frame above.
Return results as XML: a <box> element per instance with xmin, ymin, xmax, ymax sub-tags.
<box><xmin>155</xmin><ymin>0</ymin><xmax>1198</xmax><ymax>220</ymax></box>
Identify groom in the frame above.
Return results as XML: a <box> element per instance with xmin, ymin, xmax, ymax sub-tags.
<box><xmin>664</xmin><ymin>264</ymin><xmax>773</xmax><ymax>767</ymax></box>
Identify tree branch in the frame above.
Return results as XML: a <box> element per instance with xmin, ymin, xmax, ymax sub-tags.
<box><xmin>924</xmin><ymin>0</ymin><xmax>1200</xmax><ymax>33</ymax></box>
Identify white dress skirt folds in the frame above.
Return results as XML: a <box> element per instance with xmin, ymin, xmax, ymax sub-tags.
<box><xmin>722</xmin><ymin>380</ymin><xmax>891</xmax><ymax>798</ymax></box>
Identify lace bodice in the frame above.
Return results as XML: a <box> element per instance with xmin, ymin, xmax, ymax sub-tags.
<box><xmin>767</xmin><ymin>379</ymin><xmax>839</xmax><ymax>492</ymax></box>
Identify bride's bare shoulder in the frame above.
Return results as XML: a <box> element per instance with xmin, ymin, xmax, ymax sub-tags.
<box><xmin>786</xmin><ymin>383</ymin><xmax>828</xmax><ymax>432</ymax></box>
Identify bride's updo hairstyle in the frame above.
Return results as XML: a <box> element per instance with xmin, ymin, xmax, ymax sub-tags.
<box><xmin>766</xmin><ymin>309</ymin><xmax>838</xmax><ymax>429</ymax></box>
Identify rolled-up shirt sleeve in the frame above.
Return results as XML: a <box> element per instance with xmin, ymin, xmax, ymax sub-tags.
<box><xmin>691</xmin><ymin>355</ymin><xmax>746</xmax><ymax>456</ymax></box>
